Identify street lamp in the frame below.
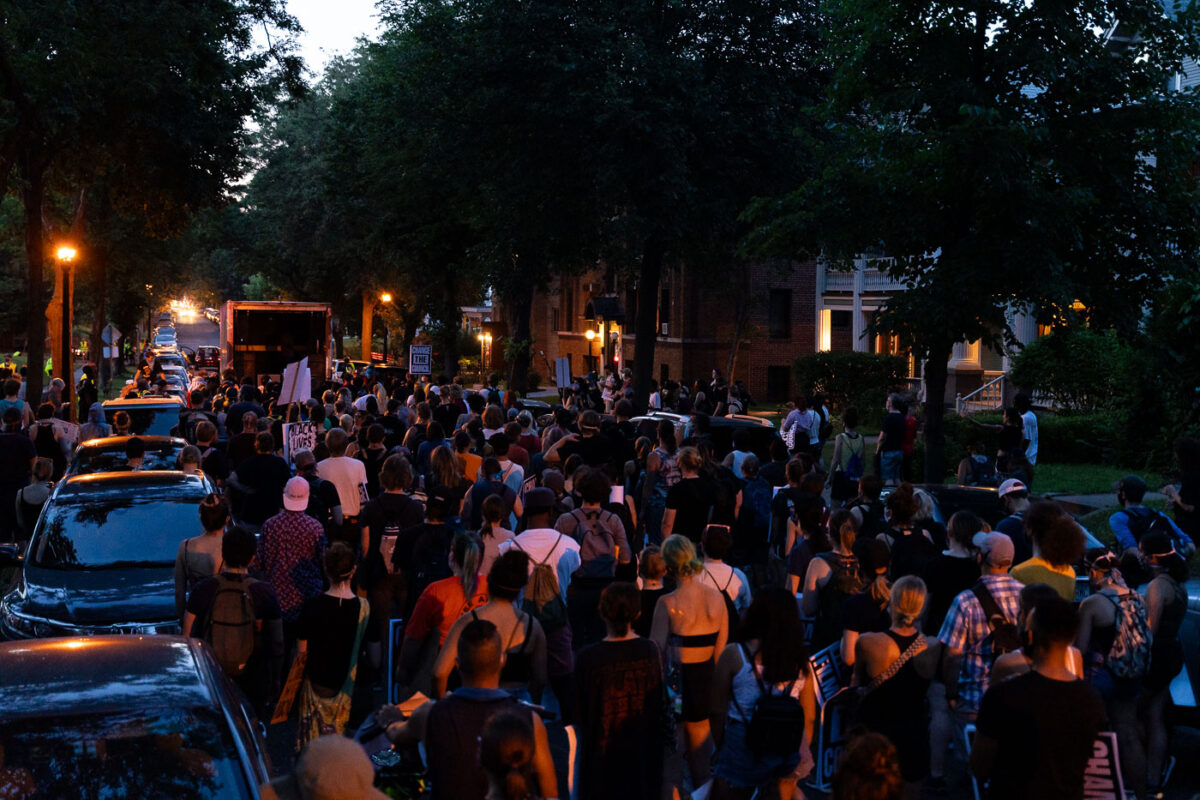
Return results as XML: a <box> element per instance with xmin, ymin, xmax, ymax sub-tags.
<box><xmin>585</xmin><ymin>327</ymin><xmax>598</xmax><ymax>372</ymax></box>
<box><xmin>379</xmin><ymin>293</ymin><xmax>392</xmax><ymax>361</ymax></box>
<box><xmin>56</xmin><ymin>245</ymin><xmax>77</xmax><ymax>422</ymax></box>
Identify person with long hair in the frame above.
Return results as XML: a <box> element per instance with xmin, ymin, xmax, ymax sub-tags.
<box><xmin>651</xmin><ymin>534</ymin><xmax>729</xmax><ymax>787</ymax></box>
<box><xmin>801</xmin><ymin>509</ymin><xmax>865</xmax><ymax>650</ymax></box>
<box><xmin>479</xmin><ymin>493</ymin><xmax>516</xmax><ymax>575</ymax></box>
<box><xmin>841</xmin><ymin>539</ymin><xmax>892</xmax><ymax>668</ymax></box>
<box><xmin>431</xmin><ymin>550</ymin><xmax>547</xmax><ymax>702</ymax></box>
<box><xmin>429</xmin><ymin>442</ymin><xmax>472</xmax><ymax>518</ymax></box>
<box><xmin>639</xmin><ymin>420</ymin><xmax>680</xmax><ymax>547</ymax></box>
<box><xmin>173</xmin><ymin>493</ymin><xmax>228</xmax><ymax>623</ymax></box>
<box><xmin>1140</xmin><ymin>531</ymin><xmax>1188</xmax><ymax>797</ymax></box>
<box><xmin>398</xmin><ymin>532</ymin><xmax>489</xmax><ymax>695</ymax></box>
<box><xmin>1011</xmin><ymin>501</ymin><xmax>1086</xmax><ymax>601</ymax></box>
<box><xmin>295</xmin><ymin>542</ymin><xmax>370</xmax><ymax>750</ymax></box>
<box><xmin>832</xmin><ymin>733</ymin><xmax>904</xmax><ymax>800</ymax></box>
<box><xmin>711</xmin><ymin>587</ymin><xmax>817</xmax><ymax>799</ymax></box>
<box><xmin>853</xmin><ymin>576</ymin><xmax>941</xmax><ymax>795</ymax></box>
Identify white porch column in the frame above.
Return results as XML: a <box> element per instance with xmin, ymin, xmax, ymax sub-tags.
<box><xmin>947</xmin><ymin>340</ymin><xmax>982</xmax><ymax>371</ymax></box>
<box><xmin>852</xmin><ymin>267</ymin><xmax>866</xmax><ymax>351</ymax></box>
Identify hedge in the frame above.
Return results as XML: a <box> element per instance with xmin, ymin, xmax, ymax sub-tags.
<box><xmin>793</xmin><ymin>352</ymin><xmax>910</xmax><ymax>428</ymax></box>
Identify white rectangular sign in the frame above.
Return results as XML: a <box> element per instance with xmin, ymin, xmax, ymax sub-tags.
<box><xmin>279</xmin><ymin>357</ymin><xmax>311</xmax><ymax>405</ymax></box>
<box><xmin>555</xmin><ymin>357</ymin><xmax>571</xmax><ymax>389</ymax></box>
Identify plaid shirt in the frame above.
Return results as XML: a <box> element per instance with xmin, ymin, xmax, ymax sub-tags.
<box><xmin>938</xmin><ymin>573</ymin><xmax>1022</xmax><ymax>712</ymax></box>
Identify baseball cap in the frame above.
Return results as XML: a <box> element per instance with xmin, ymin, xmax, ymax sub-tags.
<box><xmin>997</xmin><ymin>478</ymin><xmax>1027</xmax><ymax>498</ymax></box>
<box><xmin>283</xmin><ymin>476</ymin><xmax>310</xmax><ymax>512</ymax></box>
<box><xmin>973</xmin><ymin>531</ymin><xmax>1015</xmax><ymax>566</ymax></box>
<box><xmin>294</xmin><ymin>735</ymin><xmax>388</xmax><ymax>800</ymax></box>
<box><xmin>1114</xmin><ymin>474</ymin><xmax>1147</xmax><ymax>495</ymax></box>
<box><xmin>523</xmin><ymin>487</ymin><xmax>557</xmax><ymax>516</ymax></box>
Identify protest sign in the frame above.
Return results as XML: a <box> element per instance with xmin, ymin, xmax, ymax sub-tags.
<box><xmin>282</xmin><ymin>421</ymin><xmax>318</xmax><ymax>464</ymax></box>
<box><xmin>555</xmin><ymin>357</ymin><xmax>571</xmax><ymax>390</ymax></box>
<box><xmin>279</xmin><ymin>357</ymin><xmax>311</xmax><ymax>405</ymax></box>
<box><xmin>271</xmin><ymin>653</ymin><xmax>307</xmax><ymax>724</ymax></box>
<box><xmin>50</xmin><ymin>418</ymin><xmax>79</xmax><ymax>444</ymax></box>
<box><xmin>409</xmin><ymin>345</ymin><xmax>433</xmax><ymax>375</ymax></box>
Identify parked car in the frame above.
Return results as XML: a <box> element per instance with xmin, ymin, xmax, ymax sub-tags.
<box><xmin>631</xmin><ymin>410</ymin><xmax>781</xmax><ymax>461</ymax></box>
<box><xmin>153</xmin><ymin>353</ymin><xmax>189</xmax><ymax>374</ymax></box>
<box><xmin>0</xmin><ymin>634</ymin><xmax>272</xmax><ymax>796</ymax></box>
<box><xmin>196</xmin><ymin>345</ymin><xmax>220</xmax><ymax>369</ymax></box>
<box><xmin>102</xmin><ymin>397</ymin><xmax>184</xmax><ymax>437</ymax></box>
<box><xmin>66</xmin><ymin>435</ymin><xmax>188</xmax><ymax>475</ymax></box>
<box><xmin>0</xmin><ymin>471</ymin><xmax>214</xmax><ymax>639</ymax></box>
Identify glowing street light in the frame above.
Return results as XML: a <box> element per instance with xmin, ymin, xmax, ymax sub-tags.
<box><xmin>380</xmin><ymin>293</ymin><xmax>392</xmax><ymax>303</ymax></box>
<box><xmin>55</xmin><ymin>244</ymin><xmax>78</xmax><ymax>421</ymax></box>
<box><xmin>56</xmin><ymin>246</ymin><xmax>77</xmax><ymax>262</ymax></box>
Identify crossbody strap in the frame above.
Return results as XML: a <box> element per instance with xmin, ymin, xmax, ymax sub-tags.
<box><xmin>864</xmin><ymin>635</ymin><xmax>927</xmax><ymax>693</ymax></box>
<box><xmin>971</xmin><ymin>580</ymin><xmax>1008</xmax><ymax>631</ymax></box>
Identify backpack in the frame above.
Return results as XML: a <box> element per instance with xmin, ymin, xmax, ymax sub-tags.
<box><xmin>1123</xmin><ymin>507</ymin><xmax>1191</xmax><ymax>558</ymax></box>
<box><xmin>202</xmin><ymin>575</ymin><xmax>259</xmax><ymax>678</ymax></box>
<box><xmin>843</xmin><ymin>434</ymin><xmax>865</xmax><ymax>481</ymax></box>
<box><xmin>742</xmin><ymin>478</ymin><xmax>773</xmax><ymax>532</ymax></box>
<box><xmin>514</xmin><ymin>535</ymin><xmax>569</xmax><ymax>632</ymax></box>
<box><xmin>887</xmin><ymin>526</ymin><xmax>936</xmax><ymax>580</ymax></box>
<box><xmin>705</xmin><ymin>566</ymin><xmax>742</xmax><ymax>641</ymax></box>
<box><xmin>1104</xmin><ymin>592</ymin><xmax>1153</xmax><ymax>680</ymax></box>
<box><xmin>965</xmin><ymin>455</ymin><xmax>999</xmax><ymax>487</ymax></box>
<box><xmin>569</xmin><ymin>508</ymin><xmax>618</xmax><ymax>578</ymax></box>
<box><xmin>971</xmin><ymin>580</ymin><xmax>1021</xmax><ymax>655</ymax></box>
<box><xmin>849</xmin><ymin>499</ymin><xmax>887</xmax><ymax>541</ymax></box>
<box><xmin>731</xmin><ymin>645</ymin><xmax>806</xmax><ymax>757</ymax></box>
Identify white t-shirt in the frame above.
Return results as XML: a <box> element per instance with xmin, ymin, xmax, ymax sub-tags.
<box><xmin>698</xmin><ymin>560</ymin><xmax>752</xmax><ymax>611</ymax></box>
<box><xmin>317</xmin><ymin>456</ymin><xmax>369</xmax><ymax>516</ymax></box>
<box><xmin>1022</xmin><ymin>410</ymin><xmax>1038</xmax><ymax>466</ymax></box>
<box><xmin>498</xmin><ymin>527</ymin><xmax>582</xmax><ymax>601</ymax></box>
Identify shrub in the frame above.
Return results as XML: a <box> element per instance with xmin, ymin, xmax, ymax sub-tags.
<box><xmin>792</xmin><ymin>352</ymin><xmax>909</xmax><ymax>427</ymax></box>
<box><xmin>1009</xmin><ymin>329</ymin><xmax>1131</xmax><ymax>412</ymax></box>
<box><xmin>527</xmin><ymin>371</ymin><xmax>542</xmax><ymax>392</ymax></box>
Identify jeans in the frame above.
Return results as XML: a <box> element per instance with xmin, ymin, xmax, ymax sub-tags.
<box><xmin>880</xmin><ymin>450</ymin><xmax>903</xmax><ymax>484</ymax></box>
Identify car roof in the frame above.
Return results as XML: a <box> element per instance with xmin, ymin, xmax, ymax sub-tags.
<box><xmin>54</xmin><ymin>471</ymin><xmax>210</xmax><ymax>500</ymax></box>
<box><xmin>102</xmin><ymin>397</ymin><xmax>184</xmax><ymax>408</ymax></box>
<box><xmin>77</xmin><ymin>435</ymin><xmax>186</xmax><ymax>449</ymax></box>
<box><xmin>0</xmin><ymin>636</ymin><xmax>217</xmax><ymax>719</ymax></box>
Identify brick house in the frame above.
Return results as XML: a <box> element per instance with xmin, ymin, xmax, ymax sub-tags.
<box><xmin>509</xmin><ymin>260</ymin><xmax>819</xmax><ymax>403</ymax></box>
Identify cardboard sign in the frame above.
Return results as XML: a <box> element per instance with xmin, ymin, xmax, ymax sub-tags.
<box><xmin>282</xmin><ymin>421</ymin><xmax>318</xmax><ymax>464</ymax></box>
<box><xmin>387</xmin><ymin>618</ymin><xmax>406</xmax><ymax>704</ymax></box>
<box><xmin>409</xmin><ymin>344</ymin><xmax>433</xmax><ymax>375</ymax></box>
<box><xmin>809</xmin><ymin>687</ymin><xmax>856</xmax><ymax>793</ymax></box>
<box><xmin>522</xmin><ymin>474</ymin><xmax>537</xmax><ymax>501</ymax></box>
<box><xmin>271</xmin><ymin>652</ymin><xmax>307</xmax><ymax>724</ymax></box>
<box><xmin>279</xmin><ymin>357</ymin><xmax>311</xmax><ymax>405</ymax></box>
<box><xmin>50</xmin><ymin>418</ymin><xmax>79</xmax><ymax>444</ymax></box>
<box><xmin>809</xmin><ymin>641</ymin><xmax>849</xmax><ymax>706</ymax></box>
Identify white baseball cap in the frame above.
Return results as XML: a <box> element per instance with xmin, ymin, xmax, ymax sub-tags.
<box><xmin>283</xmin><ymin>476</ymin><xmax>310</xmax><ymax>512</ymax></box>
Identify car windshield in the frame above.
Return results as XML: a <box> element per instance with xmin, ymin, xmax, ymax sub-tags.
<box><xmin>69</xmin><ymin>444</ymin><xmax>184</xmax><ymax>475</ymax></box>
<box><xmin>0</xmin><ymin>706</ymin><xmax>250</xmax><ymax>799</ymax></box>
<box><xmin>32</xmin><ymin>493</ymin><xmax>204</xmax><ymax>569</ymax></box>
<box><xmin>105</xmin><ymin>407</ymin><xmax>179</xmax><ymax>436</ymax></box>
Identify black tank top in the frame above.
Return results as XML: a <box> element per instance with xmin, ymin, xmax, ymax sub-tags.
<box><xmin>426</xmin><ymin>692</ymin><xmax>522</xmax><ymax>798</ymax></box>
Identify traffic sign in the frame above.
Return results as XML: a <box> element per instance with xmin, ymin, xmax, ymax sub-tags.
<box><xmin>409</xmin><ymin>344</ymin><xmax>433</xmax><ymax>375</ymax></box>
<box><xmin>101</xmin><ymin>324</ymin><xmax>122</xmax><ymax>345</ymax></box>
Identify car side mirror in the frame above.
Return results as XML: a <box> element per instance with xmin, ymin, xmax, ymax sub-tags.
<box><xmin>0</xmin><ymin>543</ymin><xmax>24</xmax><ymax>568</ymax></box>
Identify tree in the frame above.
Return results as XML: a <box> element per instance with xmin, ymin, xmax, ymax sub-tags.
<box><xmin>753</xmin><ymin>0</ymin><xmax>1200</xmax><ymax>480</ymax></box>
<box><xmin>1</xmin><ymin>0</ymin><xmax>301</xmax><ymax>404</ymax></box>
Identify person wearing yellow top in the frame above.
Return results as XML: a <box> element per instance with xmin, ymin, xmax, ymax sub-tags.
<box><xmin>1010</xmin><ymin>500</ymin><xmax>1086</xmax><ymax>601</ymax></box>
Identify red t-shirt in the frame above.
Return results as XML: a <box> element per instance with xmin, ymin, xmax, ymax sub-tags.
<box><xmin>903</xmin><ymin>414</ymin><xmax>918</xmax><ymax>456</ymax></box>
<box><xmin>404</xmin><ymin>575</ymin><xmax>489</xmax><ymax>645</ymax></box>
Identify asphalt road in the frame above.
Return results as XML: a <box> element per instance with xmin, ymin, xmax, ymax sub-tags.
<box><xmin>173</xmin><ymin>316</ymin><xmax>219</xmax><ymax>351</ymax></box>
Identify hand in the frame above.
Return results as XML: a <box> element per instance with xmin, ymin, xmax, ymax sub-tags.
<box><xmin>374</xmin><ymin>704</ymin><xmax>407</xmax><ymax>728</ymax></box>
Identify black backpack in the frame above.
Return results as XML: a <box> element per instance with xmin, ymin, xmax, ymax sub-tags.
<box><xmin>569</xmin><ymin>508</ymin><xmax>618</xmax><ymax>577</ymax></box>
<box><xmin>971</xmin><ymin>580</ymin><xmax>1021</xmax><ymax>655</ymax></box>
<box><xmin>887</xmin><ymin>526</ymin><xmax>936</xmax><ymax>580</ymax></box>
<box><xmin>202</xmin><ymin>575</ymin><xmax>259</xmax><ymax>678</ymax></box>
<box><xmin>705</xmin><ymin>566</ymin><xmax>742</xmax><ymax>640</ymax></box>
<box><xmin>965</xmin><ymin>455</ymin><xmax>999</xmax><ymax>487</ymax></box>
<box><xmin>731</xmin><ymin>644</ymin><xmax>806</xmax><ymax>757</ymax></box>
<box><xmin>1123</xmin><ymin>507</ymin><xmax>1191</xmax><ymax>559</ymax></box>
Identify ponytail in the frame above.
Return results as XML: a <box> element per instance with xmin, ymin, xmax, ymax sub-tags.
<box><xmin>868</xmin><ymin>573</ymin><xmax>891</xmax><ymax>606</ymax></box>
<box><xmin>480</xmin><ymin>494</ymin><xmax>504</xmax><ymax>540</ymax></box>
<box><xmin>453</xmin><ymin>533</ymin><xmax>482</xmax><ymax>598</ymax></box>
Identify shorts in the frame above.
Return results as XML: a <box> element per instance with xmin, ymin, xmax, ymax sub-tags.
<box><xmin>880</xmin><ymin>450</ymin><xmax>903</xmax><ymax>483</ymax></box>
<box><xmin>679</xmin><ymin>660</ymin><xmax>715</xmax><ymax>723</ymax></box>
<box><xmin>712</xmin><ymin>719</ymin><xmax>802</xmax><ymax>788</ymax></box>
<box><xmin>1089</xmin><ymin>665</ymin><xmax>1141</xmax><ymax>701</ymax></box>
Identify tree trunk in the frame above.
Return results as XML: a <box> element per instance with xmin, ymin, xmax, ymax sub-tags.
<box><xmin>332</xmin><ymin>319</ymin><xmax>345</xmax><ymax>360</ymax></box>
<box><xmin>632</xmin><ymin>235</ymin><xmax>664</xmax><ymax>414</ymax></box>
<box><xmin>503</xmin><ymin>278</ymin><xmax>534</xmax><ymax>394</ymax></box>
<box><xmin>922</xmin><ymin>340</ymin><xmax>952</xmax><ymax>484</ymax></box>
<box><xmin>22</xmin><ymin>158</ymin><xmax>45</xmax><ymax>411</ymax></box>
<box><xmin>441</xmin><ymin>271</ymin><xmax>459</xmax><ymax>377</ymax></box>
<box><xmin>91</xmin><ymin>249</ymin><xmax>106</xmax><ymax>390</ymax></box>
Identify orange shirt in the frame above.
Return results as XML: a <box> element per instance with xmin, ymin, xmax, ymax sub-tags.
<box><xmin>405</xmin><ymin>575</ymin><xmax>489</xmax><ymax>645</ymax></box>
<box><xmin>460</xmin><ymin>451</ymin><xmax>483</xmax><ymax>483</ymax></box>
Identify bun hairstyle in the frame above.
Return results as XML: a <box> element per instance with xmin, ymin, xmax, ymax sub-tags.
<box><xmin>890</xmin><ymin>575</ymin><xmax>927</xmax><ymax>629</ymax></box>
<box><xmin>1141</xmin><ymin>531</ymin><xmax>1190</xmax><ymax>583</ymax></box>
<box><xmin>638</xmin><ymin>546</ymin><xmax>667</xmax><ymax>581</ymax></box>
<box><xmin>885</xmin><ymin>483</ymin><xmax>918</xmax><ymax>525</ymax></box>
<box><xmin>480</xmin><ymin>711</ymin><xmax>537</xmax><ymax>800</ymax></box>
<box><xmin>199</xmin><ymin>493</ymin><xmax>230</xmax><ymax>532</ymax></box>
<box><xmin>662</xmin><ymin>534</ymin><xmax>704</xmax><ymax>578</ymax></box>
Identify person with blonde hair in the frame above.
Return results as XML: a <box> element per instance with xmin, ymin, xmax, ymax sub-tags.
<box><xmin>853</xmin><ymin>575</ymin><xmax>941</xmax><ymax>794</ymax></box>
<box><xmin>650</xmin><ymin>534</ymin><xmax>728</xmax><ymax>787</ymax></box>
<box><xmin>177</xmin><ymin>444</ymin><xmax>202</xmax><ymax>475</ymax></box>
<box><xmin>662</xmin><ymin>446</ymin><xmax>714</xmax><ymax>543</ymax></box>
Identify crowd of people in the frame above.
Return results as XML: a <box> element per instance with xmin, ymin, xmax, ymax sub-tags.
<box><xmin>1</xmin><ymin>354</ymin><xmax>1197</xmax><ymax>800</ymax></box>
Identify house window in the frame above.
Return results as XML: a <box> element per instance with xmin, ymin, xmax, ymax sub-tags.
<box><xmin>766</xmin><ymin>365</ymin><xmax>791</xmax><ymax>402</ymax></box>
<box><xmin>769</xmin><ymin>289</ymin><xmax>792</xmax><ymax>339</ymax></box>
<box><xmin>551</xmin><ymin>308</ymin><xmax>560</xmax><ymax>333</ymax></box>
<box><xmin>563</xmin><ymin>286</ymin><xmax>574</xmax><ymax>332</ymax></box>
<box><xmin>660</xmin><ymin>363</ymin><xmax>670</xmax><ymax>383</ymax></box>
<box><xmin>818</xmin><ymin>309</ymin><xmax>832</xmax><ymax>352</ymax></box>
<box><xmin>832</xmin><ymin>310</ymin><xmax>852</xmax><ymax>329</ymax></box>
<box><xmin>659</xmin><ymin>281</ymin><xmax>671</xmax><ymax>335</ymax></box>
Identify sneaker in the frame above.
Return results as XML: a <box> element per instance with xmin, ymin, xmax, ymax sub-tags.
<box><xmin>926</xmin><ymin>776</ymin><xmax>948</xmax><ymax>796</ymax></box>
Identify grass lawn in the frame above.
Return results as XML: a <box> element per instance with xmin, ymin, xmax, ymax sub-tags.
<box><xmin>1033</xmin><ymin>463</ymin><xmax>1166</xmax><ymax>496</ymax></box>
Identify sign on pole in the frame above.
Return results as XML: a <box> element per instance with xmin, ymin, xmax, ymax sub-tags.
<box><xmin>554</xmin><ymin>357</ymin><xmax>571</xmax><ymax>389</ymax></box>
<box><xmin>101</xmin><ymin>324</ymin><xmax>122</xmax><ymax>345</ymax></box>
<box><xmin>409</xmin><ymin>344</ymin><xmax>433</xmax><ymax>375</ymax></box>
<box><xmin>282</xmin><ymin>420</ymin><xmax>318</xmax><ymax>464</ymax></box>
<box><xmin>279</xmin><ymin>357</ymin><xmax>311</xmax><ymax>405</ymax></box>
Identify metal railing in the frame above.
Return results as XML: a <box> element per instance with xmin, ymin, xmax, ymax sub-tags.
<box><xmin>956</xmin><ymin>373</ymin><xmax>1007</xmax><ymax>415</ymax></box>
